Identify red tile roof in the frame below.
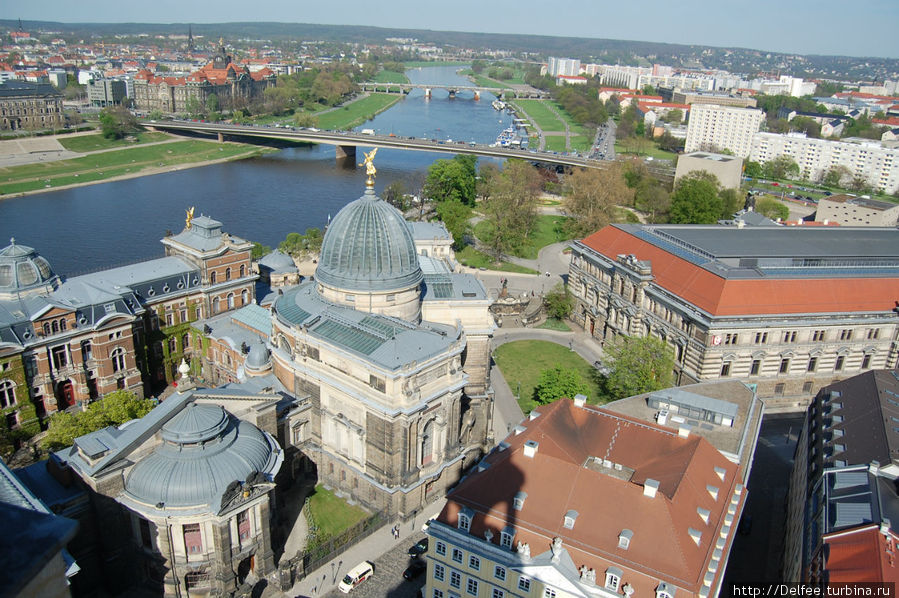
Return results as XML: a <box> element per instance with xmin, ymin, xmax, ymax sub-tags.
<box><xmin>580</xmin><ymin>225</ymin><xmax>899</xmax><ymax>316</ymax></box>
<box><xmin>823</xmin><ymin>525</ymin><xmax>899</xmax><ymax>583</ymax></box>
<box><xmin>441</xmin><ymin>399</ymin><xmax>743</xmax><ymax>595</ymax></box>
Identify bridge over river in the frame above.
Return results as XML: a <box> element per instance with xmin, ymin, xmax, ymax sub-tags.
<box><xmin>146</xmin><ymin>120</ymin><xmax>674</xmax><ymax>181</ymax></box>
<box><xmin>358</xmin><ymin>82</ymin><xmax>549</xmax><ymax>99</ymax></box>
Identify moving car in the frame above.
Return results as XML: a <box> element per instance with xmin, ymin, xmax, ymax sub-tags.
<box><xmin>403</xmin><ymin>559</ymin><xmax>427</xmax><ymax>580</ymax></box>
<box><xmin>338</xmin><ymin>561</ymin><xmax>374</xmax><ymax>593</ymax></box>
<box><xmin>408</xmin><ymin>538</ymin><xmax>428</xmax><ymax>557</ymax></box>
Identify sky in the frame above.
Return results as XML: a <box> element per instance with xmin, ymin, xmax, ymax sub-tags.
<box><xmin>5</xmin><ymin>0</ymin><xmax>899</xmax><ymax>59</ymax></box>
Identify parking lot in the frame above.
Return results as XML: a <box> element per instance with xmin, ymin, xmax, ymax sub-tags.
<box><xmin>320</xmin><ymin>532</ymin><xmax>428</xmax><ymax>598</ymax></box>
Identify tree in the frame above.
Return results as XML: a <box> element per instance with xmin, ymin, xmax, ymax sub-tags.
<box><xmin>743</xmin><ymin>161</ymin><xmax>763</xmax><ymax>178</ymax></box>
<box><xmin>278</xmin><ymin>228</ymin><xmax>323</xmax><ymax>257</ymax></box>
<box><xmin>719</xmin><ymin>188</ymin><xmax>742</xmax><ymax>220</ymax></box>
<box><xmin>148</xmin><ymin>109</ymin><xmax>164</xmax><ymax>121</ymax></box>
<box><xmin>480</xmin><ymin>159</ymin><xmax>542</xmax><ymax>258</ymax></box>
<box><xmin>661</xmin><ymin>108</ymin><xmax>683</xmax><ymax>124</ymax></box>
<box><xmin>764</xmin><ymin>155</ymin><xmax>800</xmax><ymax>180</ymax></box>
<box><xmin>534</xmin><ymin>367</ymin><xmax>590</xmax><ymax>406</ymax></box>
<box><xmin>669</xmin><ymin>172</ymin><xmax>722</xmax><ymax>224</ymax></box>
<box><xmin>251</xmin><ymin>242</ymin><xmax>271</xmax><ymax>260</ymax></box>
<box><xmin>602</xmin><ymin>335</ymin><xmax>675</xmax><ymax>400</ymax></box>
<box><xmin>822</xmin><ymin>165</ymin><xmax>851</xmax><ymax>188</ymax></box>
<box><xmin>184</xmin><ymin>95</ymin><xmax>205</xmax><ymax>118</ymax></box>
<box><xmin>206</xmin><ymin>93</ymin><xmax>220</xmax><ymax>114</ymax></box>
<box><xmin>43</xmin><ymin>390</ymin><xmax>155</xmax><ymax>451</ymax></box>
<box><xmin>543</xmin><ymin>283</ymin><xmax>573</xmax><ymax>320</ymax></box>
<box><xmin>382</xmin><ymin>180</ymin><xmax>408</xmax><ymax>211</ymax></box>
<box><xmin>434</xmin><ymin>199</ymin><xmax>471</xmax><ymax>251</ymax></box>
<box><xmin>98</xmin><ymin>105</ymin><xmax>139</xmax><ymax>139</ymax></box>
<box><xmin>563</xmin><ymin>164</ymin><xmax>634</xmax><ymax>237</ymax></box>
<box><xmin>755</xmin><ymin>197</ymin><xmax>789</xmax><ymax>221</ymax></box>
<box><xmin>423</xmin><ymin>155</ymin><xmax>477</xmax><ymax>205</ymax></box>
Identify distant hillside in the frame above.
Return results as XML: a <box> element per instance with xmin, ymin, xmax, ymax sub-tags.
<box><xmin>5</xmin><ymin>20</ymin><xmax>898</xmax><ymax>82</ymax></box>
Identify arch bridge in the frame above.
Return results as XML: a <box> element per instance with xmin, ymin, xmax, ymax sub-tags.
<box><xmin>358</xmin><ymin>82</ymin><xmax>549</xmax><ymax>100</ymax></box>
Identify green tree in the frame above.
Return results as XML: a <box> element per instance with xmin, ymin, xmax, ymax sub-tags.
<box><xmin>423</xmin><ymin>155</ymin><xmax>477</xmax><ymax>205</ymax></box>
<box><xmin>719</xmin><ymin>188</ymin><xmax>742</xmax><ymax>220</ymax></box>
<box><xmin>382</xmin><ymin>180</ymin><xmax>408</xmax><ymax>211</ymax></box>
<box><xmin>602</xmin><ymin>335</ymin><xmax>675</xmax><ymax>400</ymax></box>
<box><xmin>764</xmin><ymin>155</ymin><xmax>800</xmax><ymax>180</ymax></box>
<box><xmin>434</xmin><ymin>199</ymin><xmax>471</xmax><ymax>251</ymax></box>
<box><xmin>278</xmin><ymin>228</ymin><xmax>324</xmax><ymax>257</ymax></box>
<box><xmin>669</xmin><ymin>172</ymin><xmax>722</xmax><ymax>224</ymax></box>
<box><xmin>251</xmin><ymin>242</ymin><xmax>272</xmax><ymax>260</ymax></box>
<box><xmin>148</xmin><ymin>109</ymin><xmax>164</xmax><ymax>121</ymax></box>
<box><xmin>43</xmin><ymin>390</ymin><xmax>154</xmax><ymax>451</ymax></box>
<box><xmin>206</xmin><ymin>93</ymin><xmax>220</xmax><ymax>113</ymax></box>
<box><xmin>534</xmin><ymin>366</ymin><xmax>590</xmax><ymax>406</ymax></box>
<box><xmin>543</xmin><ymin>283</ymin><xmax>573</xmax><ymax>319</ymax></box>
<box><xmin>563</xmin><ymin>164</ymin><xmax>634</xmax><ymax>237</ymax></box>
<box><xmin>743</xmin><ymin>161</ymin><xmax>763</xmax><ymax>178</ymax></box>
<box><xmin>471</xmin><ymin>60</ymin><xmax>486</xmax><ymax>74</ymax></box>
<box><xmin>755</xmin><ymin>197</ymin><xmax>789</xmax><ymax>221</ymax></box>
<box><xmin>98</xmin><ymin>105</ymin><xmax>139</xmax><ymax>139</ymax></box>
<box><xmin>480</xmin><ymin>159</ymin><xmax>542</xmax><ymax>258</ymax></box>
<box><xmin>822</xmin><ymin>165</ymin><xmax>851</xmax><ymax>188</ymax></box>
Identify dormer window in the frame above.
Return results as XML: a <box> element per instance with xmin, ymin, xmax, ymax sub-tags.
<box><xmin>513</xmin><ymin>491</ymin><xmax>527</xmax><ymax>511</ymax></box>
<box><xmin>618</xmin><ymin>529</ymin><xmax>633</xmax><ymax>550</ymax></box>
<box><xmin>500</xmin><ymin>526</ymin><xmax>515</xmax><ymax>549</ymax></box>
<box><xmin>656</xmin><ymin>582</ymin><xmax>676</xmax><ymax>598</ymax></box>
<box><xmin>458</xmin><ymin>507</ymin><xmax>474</xmax><ymax>532</ymax></box>
<box><xmin>563</xmin><ymin>510</ymin><xmax>578</xmax><ymax>529</ymax></box>
<box><xmin>604</xmin><ymin>567</ymin><xmax>623</xmax><ymax>591</ymax></box>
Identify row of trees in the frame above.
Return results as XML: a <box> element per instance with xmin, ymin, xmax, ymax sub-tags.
<box><xmin>43</xmin><ymin>390</ymin><xmax>155</xmax><ymax>451</ymax></box>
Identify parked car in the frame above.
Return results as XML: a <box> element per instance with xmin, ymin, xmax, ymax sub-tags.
<box><xmin>338</xmin><ymin>561</ymin><xmax>374</xmax><ymax>593</ymax></box>
<box><xmin>408</xmin><ymin>538</ymin><xmax>428</xmax><ymax>557</ymax></box>
<box><xmin>403</xmin><ymin>559</ymin><xmax>427</xmax><ymax>580</ymax></box>
<box><xmin>421</xmin><ymin>517</ymin><xmax>436</xmax><ymax>533</ymax></box>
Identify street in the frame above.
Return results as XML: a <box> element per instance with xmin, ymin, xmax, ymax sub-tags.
<box><xmin>319</xmin><ymin>531</ymin><xmax>428</xmax><ymax>598</ymax></box>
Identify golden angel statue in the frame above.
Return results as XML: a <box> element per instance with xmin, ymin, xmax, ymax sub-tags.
<box><xmin>359</xmin><ymin>148</ymin><xmax>378</xmax><ymax>183</ymax></box>
<box><xmin>185</xmin><ymin>206</ymin><xmax>195</xmax><ymax>230</ymax></box>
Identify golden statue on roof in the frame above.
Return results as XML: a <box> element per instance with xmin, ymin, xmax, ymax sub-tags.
<box><xmin>185</xmin><ymin>206</ymin><xmax>195</xmax><ymax>229</ymax></box>
<box><xmin>359</xmin><ymin>148</ymin><xmax>378</xmax><ymax>186</ymax></box>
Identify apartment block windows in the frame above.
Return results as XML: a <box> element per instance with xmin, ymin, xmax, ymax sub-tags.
<box><xmin>750</xmin><ymin>360</ymin><xmax>761</xmax><ymax>375</ymax></box>
<box><xmin>754</xmin><ymin>332</ymin><xmax>768</xmax><ymax>344</ymax></box>
<box><xmin>867</xmin><ymin>328</ymin><xmax>879</xmax><ymax>340</ymax></box>
<box><xmin>835</xmin><ymin>356</ymin><xmax>845</xmax><ymax>371</ymax></box>
<box><xmin>807</xmin><ymin>357</ymin><xmax>818</xmax><ymax>372</ymax></box>
<box><xmin>840</xmin><ymin>329</ymin><xmax>853</xmax><ymax>341</ymax></box>
<box><xmin>862</xmin><ymin>354</ymin><xmax>872</xmax><ymax>369</ymax></box>
<box><xmin>783</xmin><ymin>331</ymin><xmax>797</xmax><ymax>343</ymax></box>
<box><xmin>434</xmin><ymin>564</ymin><xmax>445</xmax><ymax>582</ymax></box>
<box><xmin>450</xmin><ymin>571</ymin><xmax>462</xmax><ymax>589</ymax></box>
<box><xmin>780</xmin><ymin>359</ymin><xmax>790</xmax><ymax>374</ymax></box>
<box><xmin>467</xmin><ymin>578</ymin><xmax>479</xmax><ymax>596</ymax></box>
<box><xmin>452</xmin><ymin>548</ymin><xmax>463</xmax><ymax>563</ymax></box>
<box><xmin>519</xmin><ymin>577</ymin><xmax>531</xmax><ymax>592</ymax></box>
<box><xmin>812</xmin><ymin>330</ymin><xmax>826</xmax><ymax>342</ymax></box>
<box><xmin>494</xmin><ymin>566</ymin><xmax>506</xmax><ymax>582</ymax></box>
<box><xmin>725</xmin><ymin>333</ymin><xmax>738</xmax><ymax>345</ymax></box>
<box><xmin>469</xmin><ymin>555</ymin><xmax>480</xmax><ymax>571</ymax></box>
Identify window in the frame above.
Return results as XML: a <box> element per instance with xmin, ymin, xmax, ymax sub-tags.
<box><xmin>370</xmin><ymin>375</ymin><xmax>386</xmax><ymax>394</ymax></box>
<box><xmin>783</xmin><ymin>331</ymin><xmax>797</xmax><ymax>343</ymax></box>
<box><xmin>227</xmin><ymin>293</ymin><xmax>234</xmax><ymax>309</ymax></box>
<box><xmin>237</xmin><ymin>509</ymin><xmax>251</xmax><ymax>541</ymax></box>
<box><xmin>492</xmin><ymin>590</ymin><xmax>504</xmax><ymax>598</ymax></box>
<box><xmin>52</xmin><ymin>320</ymin><xmax>59</xmax><ymax>334</ymax></box>
<box><xmin>467</xmin><ymin>578</ymin><xmax>478</xmax><ymax>596</ymax></box>
<box><xmin>434</xmin><ymin>590</ymin><xmax>444</xmax><ymax>598</ymax></box>
<box><xmin>803</xmin><ymin>381</ymin><xmax>814</xmax><ymax>393</ymax></box>
<box><xmin>450</xmin><ymin>570</ymin><xmax>462</xmax><ymax>589</ymax></box>
<box><xmin>210</xmin><ymin>271</ymin><xmax>217</xmax><ymax>284</ymax></box>
<box><xmin>750</xmin><ymin>359</ymin><xmax>761</xmax><ymax>375</ymax></box>
<box><xmin>51</xmin><ymin>345</ymin><xmax>68</xmax><ymax>370</ymax></box>
<box><xmin>780</xmin><ymin>359</ymin><xmax>790</xmax><ymax>374</ymax></box>
<box><xmin>0</xmin><ymin>380</ymin><xmax>16</xmax><ymax>408</ymax></box>
<box><xmin>469</xmin><ymin>555</ymin><xmax>480</xmax><ymax>570</ymax></box>
<box><xmin>500</xmin><ymin>529</ymin><xmax>514</xmax><ymax>549</ymax></box>
<box><xmin>618</xmin><ymin>529</ymin><xmax>633</xmax><ymax>549</ymax></box>
<box><xmin>494</xmin><ymin>566</ymin><xmax>506</xmax><ymax>581</ymax></box>
<box><xmin>720</xmin><ymin>362</ymin><xmax>731</xmax><ymax>377</ymax></box>
<box><xmin>458</xmin><ymin>513</ymin><xmax>471</xmax><ymax>532</ymax></box>
<box><xmin>518</xmin><ymin>576</ymin><xmax>531</xmax><ymax>592</ymax></box>
<box><xmin>111</xmin><ymin>348</ymin><xmax>126</xmax><ymax>373</ymax></box>
<box><xmin>436</xmin><ymin>541</ymin><xmax>446</xmax><ymax>556</ymax></box>
<box><xmin>452</xmin><ymin>548</ymin><xmax>463</xmax><ymax>563</ymax></box>
<box><xmin>725</xmin><ymin>333</ymin><xmax>738</xmax><ymax>345</ymax></box>
<box><xmin>543</xmin><ymin>589</ymin><xmax>557</xmax><ymax>598</ymax></box>
<box><xmin>754</xmin><ymin>332</ymin><xmax>768</xmax><ymax>344</ymax></box>
<box><xmin>139</xmin><ymin>518</ymin><xmax>153</xmax><ymax>548</ymax></box>
<box><xmin>513</xmin><ymin>491</ymin><xmax>527</xmax><ymax>510</ymax></box>
<box><xmin>346</xmin><ymin>294</ymin><xmax>355</xmax><ymax>302</ymax></box>
<box><xmin>180</xmin><ymin>308</ymin><xmax>188</xmax><ymax>323</ymax></box>
<box><xmin>840</xmin><ymin>329</ymin><xmax>853</xmax><ymax>341</ymax></box>
<box><xmin>813</xmin><ymin>330</ymin><xmax>826</xmax><ymax>342</ymax></box>
<box><xmin>775</xmin><ymin>383</ymin><xmax>785</xmax><ymax>396</ymax></box>
<box><xmin>867</xmin><ymin>328</ymin><xmax>879</xmax><ymax>340</ymax></box>
<box><xmin>81</xmin><ymin>340</ymin><xmax>92</xmax><ymax>362</ymax></box>
<box><xmin>166</xmin><ymin>313</ymin><xmax>174</xmax><ymax>327</ymax></box>
<box><xmin>835</xmin><ymin>356</ymin><xmax>844</xmax><ymax>371</ymax></box>
<box><xmin>225</xmin><ymin>267</ymin><xmax>232</xmax><ymax>281</ymax></box>
<box><xmin>563</xmin><ymin>510</ymin><xmax>578</xmax><ymax>529</ymax></box>
<box><xmin>239</xmin><ymin>264</ymin><xmax>246</xmax><ymax>278</ymax></box>
<box><xmin>434</xmin><ymin>563</ymin><xmax>445</xmax><ymax>582</ymax></box>
<box><xmin>807</xmin><ymin>357</ymin><xmax>817</xmax><ymax>372</ymax></box>
<box><xmin>168</xmin><ymin>337</ymin><xmax>177</xmax><ymax>354</ymax></box>
<box><xmin>386</xmin><ymin>294</ymin><xmax>395</xmax><ymax>302</ymax></box>
<box><xmin>862</xmin><ymin>354</ymin><xmax>872</xmax><ymax>369</ymax></box>
<box><xmin>605</xmin><ymin>569</ymin><xmax>622</xmax><ymax>592</ymax></box>
<box><xmin>183</xmin><ymin>523</ymin><xmax>203</xmax><ymax>554</ymax></box>
<box><xmin>241</xmin><ymin>289</ymin><xmax>249</xmax><ymax>306</ymax></box>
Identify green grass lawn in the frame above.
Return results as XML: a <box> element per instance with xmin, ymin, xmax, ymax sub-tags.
<box><xmin>543</xmin><ymin>136</ymin><xmax>568</xmax><ymax>152</ymax></box>
<box><xmin>513</xmin><ymin>100</ymin><xmax>566</xmax><ymax>132</ymax></box>
<box><xmin>614</xmin><ymin>140</ymin><xmax>678</xmax><ymax>161</ymax></box>
<box><xmin>373</xmin><ymin>70</ymin><xmax>409</xmax><ymax>84</ymax></box>
<box><xmin>494</xmin><ymin>340</ymin><xmax>604</xmax><ymax>413</ymax></box>
<box><xmin>313</xmin><ymin>94</ymin><xmax>402</xmax><ymax>131</ymax></box>
<box><xmin>473</xmin><ymin>215</ymin><xmax>572</xmax><ymax>260</ymax></box>
<box><xmin>537</xmin><ymin>318</ymin><xmax>571</xmax><ymax>331</ymax></box>
<box><xmin>0</xmin><ymin>140</ymin><xmax>266</xmax><ymax>195</ymax></box>
<box><xmin>569</xmin><ymin>135</ymin><xmax>593</xmax><ymax>153</ymax></box>
<box><xmin>456</xmin><ymin>246</ymin><xmax>538</xmax><ymax>274</ymax></box>
<box><xmin>306</xmin><ymin>484</ymin><xmax>369</xmax><ymax>538</ymax></box>
<box><xmin>58</xmin><ymin>131</ymin><xmax>172</xmax><ymax>152</ymax></box>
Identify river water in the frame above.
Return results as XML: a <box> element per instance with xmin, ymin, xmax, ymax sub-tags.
<box><xmin>0</xmin><ymin>65</ymin><xmax>515</xmax><ymax>275</ymax></box>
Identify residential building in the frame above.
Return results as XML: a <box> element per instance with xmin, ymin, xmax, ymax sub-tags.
<box><xmin>675</xmin><ymin>151</ymin><xmax>743</xmax><ymax>190</ymax></box>
<box><xmin>0</xmin><ymin>79</ymin><xmax>64</xmax><ymax>131</ymax></box>
<box><xmin>546</xmin><ymin>57</ymin><xmax>580</xmax><ymax>78</ymax></box>
<box><xmin>749</xmin><ymin>132</ymin><xmax>899</xmax><ymax>195</ymax></box>
<box><xmin>86</xmin><ymin>78</ymin><xmax>126</xmax><ymax>107</ymax></box>
<box><xmin>425</xmin><ymin>396</ymin><xmax>747</xmax><ymax>598</ymax></box>
<box><xmin>685</xmin><ymin>104</ymin><xmax>764</xmax><ymax>158</ymax></box>
<box><xmin>568</xmin><ymin>224</ymin><xmax>899</xmax><ymax>403</ymax></box>
<box><xmin>814</xmin><ymin>194</ymin><xmax>899</xmax><ymax>227</ymax></box>
<box><xmin>671</xmin><ymin>90</ymin><xmax>757</xmax><ymax>109</ymax></box>
<box><xmin>783</xmin><ymin>370</ymin><xmax>899</xmax><ymax>584</ymax></box>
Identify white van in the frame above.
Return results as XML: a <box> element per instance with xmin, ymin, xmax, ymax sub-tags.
<box><xmin>338</xmin><ymin>561</ymin><xmax>374</xmax><ymax>593</ymax></box>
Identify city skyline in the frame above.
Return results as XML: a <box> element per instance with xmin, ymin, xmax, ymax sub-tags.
<box><xmin>4</xmin><ymin>0</ymin><xmax>899</xmax><ymax>60</ymax></box>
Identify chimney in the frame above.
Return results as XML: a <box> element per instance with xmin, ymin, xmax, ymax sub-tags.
<box><xmin>643</xmin><ymin>479</ymin><xmax>660</xmax><ymax>498</ymax></box>
<box><xmin>523</xmin><ymin>440</ymin><xmax>539</xmax><ymax>458</ymax></box>
<box><xmin>678</xmin><ymin>425</ymin><xmax>691</xmax><ymax>438</ymax></box>
<box><xmin>573</xmin><ymin>394</ymin><xmax>587</xmax><ymax>408</ymax></box>
<box><xmin>881</xmin><ymin>519</ymin><xmax>892</xmax><ymax>536</ymax></box>
<box><xmin>736</xmin><ymin>219</ymin><xmax>745</xmax><ymax>229</ymax></box>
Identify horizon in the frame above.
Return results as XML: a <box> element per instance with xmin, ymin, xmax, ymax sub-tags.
<box><xmin>3</xmin><ymin>0</ymin><xmax>898</xmax><ymax>61</ymax></box>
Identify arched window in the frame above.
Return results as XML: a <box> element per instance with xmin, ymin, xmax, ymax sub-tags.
<box><xmin>239</xmin><ymin>264</ymin><xmax>246</xmax><ymax>278</ymax></box>
<box><xmin>60</xmin><ymin>319</ymin><xmax>67</xmax><ymax>331</ymax></box>
<box><xmin>225</xmin><ymin>267</ymin><xmax>231</xmax><ymax>281</ymax></box>
<box><xmin>0</xmin><ymin>380</ymin><xmax>16</xmax><ymax>408</ymax></box>
<box><xmin>227</xmin><ymin>293</ymin><xmax>234</xmax><ymax>309</ymax></box>
<box><xmin>182</xmin><ymin>334</ymin><xmax>190</xmax><ymax>352</ymax></box>
<box><xmin>43</xmin><ymin>322</ymin><xmax>50</xmax><ymax>335</ymax></box>
<box><xmin>210</xmin><ymin>271</ymin><xmax>217</xmax><ymax>285</ymax></box>
<box><xmin>111</xmin><ymin>348</ymin><xmax>126</xmax><ymax>373</ymax></box>
<box><xmin>51</xmin><ymin>320</ymin><xmax>59</xmax><ymax>333</ymax></box>
<box><xmin>241</xmin><ymin>289</ymin><xmax>249</xmax><ymax>306</ymax></box>
<box><xmin>168</xmin><ymin>337</ymin><xmax>177</xmax><ymax>354</ymax></box>
<box><xmin>421</xmin><ymin>420</ymin><xmax>434</xmax><ymax>466</ymax></box>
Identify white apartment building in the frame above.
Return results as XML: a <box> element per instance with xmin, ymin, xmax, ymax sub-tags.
<box><xmin>546</xmin><ymin>57</ymin><xmax>580</xmax><ymax>77</ymax></box>
<box><xmin>685</xmin><ymin>104</ymin><xmax>765</xmax><ymax>158</ymax></box>
<box><xmin>750</xmin><ymin>132</ymin><xmax>899</xmax><ymax>195</ymax></box>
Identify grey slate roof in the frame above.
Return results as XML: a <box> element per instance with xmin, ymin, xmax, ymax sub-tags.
<box><xmin>166</xmin><ymin>214</ymin><xmax>249</xmax><ymax>253</ymax></box>
<box><xmin>274</xmin><ymin>283</ymin><xmax>460</xmax><ymax>370</ymax></box>
<box><xmin>192</xmin><ymin>304</ymin><xmax>270</xmax><ymax>352</ymax></box>
<box><xmin>422</xmin><ymin>272</ymin><xmax>487</xmax><ymax>301</ymax></box>
<box><xmin>409</xmin><ymin>220</ymin><xmax>452</xmax><ymax>241</ymax></box>
<box><xmin>0</xmin><ymin>80</ymin><xmax>63</xmax><ymax>98</ymax></box>
<box><xmin>258</xmin><ymin>250</ymin><xmax>297</xmax><ymax>274</ymax></box>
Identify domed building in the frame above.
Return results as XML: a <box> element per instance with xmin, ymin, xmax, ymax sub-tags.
<box><xmin>269</xmin><ymin>177</ymin><xmax>494</xmax><ymax>517</ymax></box>
<box><xmin>57</xmin><ymin>386</ymin><xmax>283</xmax><ymax>597</ymax></box>
<box><xmin>0</xmin><ymin>238</ymin><xmax>60</xmax><ymax>299</ymax></box>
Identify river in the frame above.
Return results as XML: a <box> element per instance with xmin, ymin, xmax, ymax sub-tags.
<box><xmin>0</xmin><ymin>65</ymin><xmax>515</xmax><ymax>275</ymax></box>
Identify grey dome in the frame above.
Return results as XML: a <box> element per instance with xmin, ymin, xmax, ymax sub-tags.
<box><xmin>245</xmin><ymin>341</ymin><xmax>271</xmax><ymax>373</ymax></box>
<box><xmin>315</xmin><ymin>187</ymin><xmax>423</xmax><ymax>292</ymax></box>
<box><xmin>124</xmin><ymin>403</ymin><xmax>279</xmax><ymax>510</ymax></box>
<box><xmin>0</xmin><ymin>239</ymin><xmax>59</xmax><ymax>297</ymax></box>
<box><xmin>258</xmin><ymin>250</ymin><xmax>297</xmax><ymax>274</ymax></box>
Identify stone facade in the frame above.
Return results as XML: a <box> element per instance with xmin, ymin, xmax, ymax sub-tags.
<box><xmin>0</xmin><ymin>80</ymin><xmax>64</xmax><ymax>131</ymax></box>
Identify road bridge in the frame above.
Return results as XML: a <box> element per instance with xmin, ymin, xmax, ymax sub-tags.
<box><xmin>359</xmin><ymin>82</ymin><xmax>549</xmax><ymax>100</ymax></box>
<box><xmin>145</xmin><ymin>120</ymin><xmax>674</xmax><ymax>182</ymax></box>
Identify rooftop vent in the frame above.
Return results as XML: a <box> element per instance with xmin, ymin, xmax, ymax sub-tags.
<box><xmin>573</xmin><ymin>394</ymin><xmax>587</xmax><ymax>408</ymax></box>
<box><xmin>523</xmin><ymin>440</ymin><xmax>539</xmax><ymax>458</ymax></box>
<box><xmin>714</xmin><ymin>466</ymin><xmax>726</xmax><ymax>481</ymax></box>
<box><xmin>644</xmin><ymin>479</ymin><xmax>660</xmax><ymax>498</ymax></box>
<box><xmin>563</xmin><ymin>510</ymin><xmax>578</xmax><ymax>529</ymax></box>
<box><xmin>697</xmin><ymin>507</ymin><xmax>711</xmax><ymax>524</ymax></box>
<box><xmin>707</xmin><ymin>485</ymin><xmax>720</xmax><ymax>501</ymax></box>
<box><xmin>529</xmin><ymin>410</ymin><xmax>541</xmax><ymax>421</ymax></box>
<box><xmin>688</xmin><ymin>527</ymin><xmax>703</xmax><ymax>546</ymax></box>
<box><xmin>618</xmin><ymin>529</ymin><xmax>633</xmax><ymax>550</ymax></box>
